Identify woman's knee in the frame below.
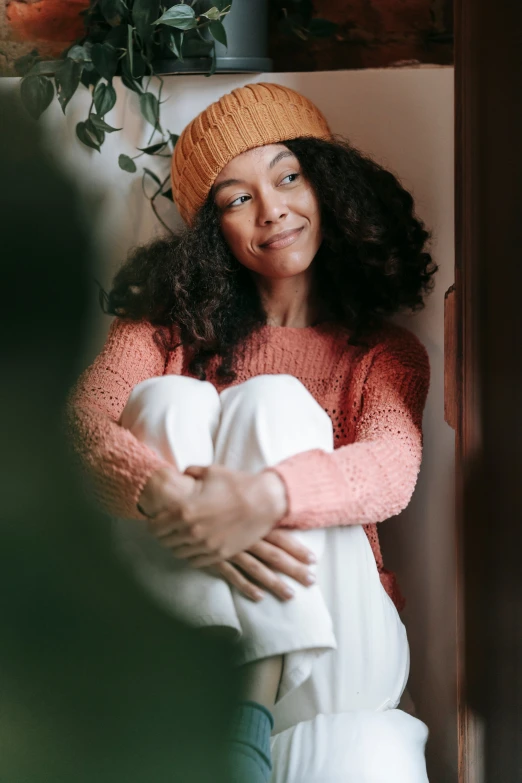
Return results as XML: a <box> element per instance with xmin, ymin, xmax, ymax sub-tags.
<box><xmin>221</xmin><ymin>374</ymin><xmax>331</xmax><ymax>425</ymax></box>
<box><xmin>220</xmin><ymin>374</ymin><xmax>333</xmax><ymax>453</ymax></box>
<box><xmin>120</xmin><ymin>375</ymin><xmax>219</xmax><ymax>428</ymax></box>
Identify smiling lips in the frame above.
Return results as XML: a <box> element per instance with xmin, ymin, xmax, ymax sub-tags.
<box><xmin>260</xmin><ymin>226</ymin><xmax>304</xmax><ymax>249</ymax></box>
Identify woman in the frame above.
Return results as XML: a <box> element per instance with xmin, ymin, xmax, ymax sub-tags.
<box><xmin>66</xmin><ymin>83</ymin><xmax>436</xmax><ymax>782</ymax></box>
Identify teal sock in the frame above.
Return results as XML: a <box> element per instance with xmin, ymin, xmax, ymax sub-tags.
<box><xmin>228</xmin><ymin>700</ymin><xmax>274</xmax><ymax>783</ymax></box>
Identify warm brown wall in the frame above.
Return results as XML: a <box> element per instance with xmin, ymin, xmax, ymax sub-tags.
<box><xmin>270</xmin><ymin>0</ymin><xmax>454</xmax><ymax>71</ymax></box>
<box><xmin>0</xmin><ymin>0</ymin><xmax>453</xmax><ymax>77</ymax></box>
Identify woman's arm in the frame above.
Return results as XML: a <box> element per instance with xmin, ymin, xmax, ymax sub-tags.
<box><xmin>268</xmin><ymin>329</ymin><xmax>431</xmax><ymax>530</ymax></box>
<box><xmin>64</xmin><ymin>317</ymin><xmax>175</xmax><ymax>520</ymax></box>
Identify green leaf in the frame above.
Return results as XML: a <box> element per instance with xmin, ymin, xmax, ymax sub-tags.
<box><xmin>99</xmin><ymin>0</ymin><xmax>127</xmax><ymax>26</ymax></box>
<box><xmin>67</xmin><ymin>44</ymin><xmax>91</xmax><ymax>64</ymax></box>
<box><xmin>143</xmin><ymin>167</ymin><xmax>161</xmax><ymax>187</ymax></box>
<box><xmin>105</xmin><ymin>23</ymin><xmax>128</xmax><ymax>49</ymax></box>
<box><xmin>153</xmin><ymin>4</ymin><xmax>197</xmax><ymax>30</ymax></box>
<box><xmin>133</xmin><ymin>0</ymin><xmax>160</xmax><ymax>46</ymax></box>
<box><xmin>90</xmin><ymin>114</ymin><xmax>122</xmax><ymax>132</ymax></box>
<box><xmin>14</xmin><ymin>49</ymin><xmax>39</xmax><ymax>76</ymax></box>
<box><xmin>161</xmin><ymin>187</ymin><xmax>173</xmax><ymax>201</ymax></box>
<box><xmin>91</xmin><ymin>43</ymin><xmax>119</xmax><ymax>82</ymax></box>
<box><xmin>20</xmin><ymin>75</ymin><xmax>55</xmax><ymax>120</ymax></box>
<box><xmin>137</xmin><ymin>141</ymin><xmax>168</xmax><ymax>154</ymax></box>
<box><xmin>132</xmin><ymin>49</ymin><xmax>148</xmax><ymax>78</ymax></box>
<box><xmin>89</xmin><ymin>114</ymin><xmax>123</xmax><ymax>133</ymax></box>
<box><xmin>76</xmin><ymin>120</ymin><xmax>102</xmax><ymax>151</ymax></box>
<box><xmin>209</xmin><ymin>20</ymin><xmax>227</xmax><ymax>47</ymax></box>
<box><xmin>127</xmin><ymin>24</ymin><xmax>133</xmax><ymax>74</ymax></box>
<box><xmin>170</xmin><ymin>133</ymin><xmax>179</xmax><ymax>147</ymax></box>
<box><xmin>118</xmin><ymin>153</ymin><xmax>137</xmax><ymax>172</ymax></box>
<box><xmin>121</xmin><ymin>59</ymin><xmax>142</xmax><ymax>93</ymax></box>
<box><xmin>181</xmin><ymin>36</ymin><xmax>212</xmax><ymax>58</ymax></box>
<box><xmin>201</xmin><ymin>6</ymin><xmax>222</xmax><ymax>21</ymax></box>
<box><xmin>139</xmin><ymin>92</ymin><xmax>160</xmax><ymax>130</ymax></box>
<box><xmin>207</xmin><ymin>42</ymin><xmax>217</xmax><ymax>77</ymax></box>
<box><xmin>307</xmin><ymin>18</ymin><xmax>338</xmax><ymax>38</ymax></box>
<box><xmin>86</xmin><ymin>118</ymin><xmax>105</xmax><ymax>144</ymax></box>
<box><xmin>215</xmin><ymin>0</ymin><xmax>233</xmax><ymax>10</ymax></box>
<box><xmin>26</xmin><ymin>59</ymin><xmax>63</xmax><ymax>77</ymax></box>
<box><xmin>81</xmin><ymin>68</ymin><xmax>101</xmax><ymax>90</ymax></box>
<box><xmin>163</xmin><ymin>29</ymin><xmax>184</xmax><ymax>60</ymax></box>
<box><xmin>55</xmin><ymin>59</ymin><xmax>82</xmax><ymax>113</ymax></box>
<box><xmin>93</xmin><ymin>81</ymin><xmax>117</xmax><ymax>116</ymax></box>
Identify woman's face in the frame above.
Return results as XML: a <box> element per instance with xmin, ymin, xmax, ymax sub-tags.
<box><xmin>212</xmin><ymin>143</ymin><xmax>322</xmax><ymax>280</ymax></box>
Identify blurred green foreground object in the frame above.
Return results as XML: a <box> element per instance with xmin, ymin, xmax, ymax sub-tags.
<box><xmin>0</xmin><ymin>89</ymin><xmax>238</xmax><ymax>783</ymax></box>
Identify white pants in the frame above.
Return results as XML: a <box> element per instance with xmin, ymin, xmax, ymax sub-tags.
<box><xmin>113</xmin><ymin>374</ymin><xmax>428</xmax><ymax>780</ymax></box>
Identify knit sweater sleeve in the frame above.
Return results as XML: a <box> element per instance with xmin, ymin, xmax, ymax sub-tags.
<box><xmin>64</xmin><ymin>317</ymin><xmax>175</xmax><ymax>520</ymax></box>
<box><xmin>270</xmin><ymin>329</ymin><xmax>431</xmax><ymax>529</ymax></box>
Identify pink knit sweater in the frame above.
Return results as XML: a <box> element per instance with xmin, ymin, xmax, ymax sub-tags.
<box><xmin>65</xmin><ymin>317</ymin><xmax>430</xmax><ymax>611</ymax></box>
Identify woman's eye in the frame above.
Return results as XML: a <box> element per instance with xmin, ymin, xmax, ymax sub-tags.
<box><xmin>280</xmin><ymin>172</ymin><xmax>300</xmax><ymax>185</ymax></box>
<box><xmin>228</xmin><ymin>195</ymin><xmax>250</xmax><ymax>208</ymax></box>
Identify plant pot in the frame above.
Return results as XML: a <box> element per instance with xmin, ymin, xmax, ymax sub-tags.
<box><xmin>153</xmin><ymin>0</ymin><xmax>272</xmax><ymax>76</ymax></box>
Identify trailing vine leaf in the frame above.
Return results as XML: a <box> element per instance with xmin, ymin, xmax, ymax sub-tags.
<box><xmin>67</xmin><ymin>44</ymin><xmax>92</xmax><ymax>65</ymax></box>
<box><xmin>20</xmin><ymin>75</ymin><xmax>55</xmax><ymax>120</ymax></box>
<box><xmin>91</xmin><ymin>43</ymin><xmax>119</xmax><ymax>82</ymax></box>
<box><xmin>127</xmin><ymin>24</ymin><xmax>134</xmax><ymax>74</ymax></box>
<box><xmin>26</xmin><ymin>60</ymin><xmax>63</xmax><ymax>77</ymax></box>
<box><xmin>153</xmin><ymin>4</ymin><xmax>197</xmax><ymax>30</ymax></box>
<box><xmin>138</xmin><ymin>141</ymin><xmax>168</xmax><ymax>154</ymax></box>
<box><xmin>182</xmin><ymin>36</ymin><xmax>213</xmax><ymax>58</ymax></box>
<box><xmin>90</xmin><ymin>115</ymin><xmax>122</xmax><ymax>132</ymax></box>
<box><xmin>14</xmin><ymin>49</ymin><xmax>40</xmax><ymax>77</ymax></box>
<box><xmin>105</xmin><ymin>23</ymin><xmax>128</xmax><ymax>49</ymax></box>
<box><xmin>209</xmin><ymin>20</ymin><xmax>227</xmax><ymax>47</ymax></box>
<box><xmin>133</xmin><ymin>0</ymin><xmax>160</xmax><ymax>47</ymax></box>
<box><xmin>55</xmin><ymin>59</ymin><xmax>82</xmax><ymax>113</ymax></box>
<box><xmin>201</xmin><ymin>7</ymin><xmax>224</xmax><ymax>22</ymax></box>
<box><xmin>119</xmin><ymin>153</ymin><xmax>137</xmax><ymax>172</ymax></box>
<box><xmin>125</xmin><ymin>46</ymin><xmax>147</xmax><ymax>79</ymax></box>
<box><xmin>143</xmin><ymin>167</ymin><xmax>161</xmax><ymax>187</ymax></box>
<box><xmin>99</xmin><ymin>0</ymin><xmax>127</xmax><ymax>26</ymax></box>
<box><xmin>81</xmin><ymin>68</ymin><xmax>102</xmax><ymax>90</ymax></box>
<box><xmin>76</xmin><ymin>120</ymin><xmax>102</xmax><ymax>151</ymax></box>
<box><xmin>86</xmin><ymin>118</ymin><xmax>105</xmax><ymax>145</ymax></box>
<box><xmin>139</xmin><ymin>92</ymin><xmax>161</xmax><ymax>131</ymax></box>
<box><xmin>93</xmin><ymin>82</ymin><xmax>117</xmax><ymax>116</ymax></box>
<box><xmin>207</xmin><ymin>42</ymin><xmax>217</xmax><ymax>76</ymax></box>
<box><xmin>170</xmin><ymin>133</ymin><xmax>179</xmax><ymax>147</ymax></box>
<box><xmin>121</xmin><ymin>60</ymin><xmax>143</xmax><ymax>93</ymax></box>
<box><xmin>161</xmin><ymin>28</ymin><xmax>184</xmax><ymax>60</ymax></box>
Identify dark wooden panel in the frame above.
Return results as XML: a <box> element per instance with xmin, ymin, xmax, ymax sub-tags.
<box><xmin>444</xmin><ymin>284</ymin><xmax>458</xmax><ymax>431</ymax></box>
<box><xmin>455</xmin><ymin>0</ymin><xmax>522</xmax><ymax>780</ymax></box>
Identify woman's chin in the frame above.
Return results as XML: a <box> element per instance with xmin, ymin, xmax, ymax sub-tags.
<box><xmin>256</xmin><ymin>254</ymin><xmax>315</xmax><ymax>280</ymax></box>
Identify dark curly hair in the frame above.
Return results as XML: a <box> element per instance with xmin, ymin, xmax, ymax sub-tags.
<box><xmin>100</xmin><ymin>136</ymin><xmax>438</xmax><ymax>382</ymax></box>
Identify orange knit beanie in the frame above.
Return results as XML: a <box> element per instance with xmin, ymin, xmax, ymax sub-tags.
<box><xmin>171</xmin><ymin>82</ymin><xmax>332</xmax><ymax>225</ymax></box>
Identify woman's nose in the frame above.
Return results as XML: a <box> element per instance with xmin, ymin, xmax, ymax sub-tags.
<box><xmin>256</xmin><ymin>190</ymin><xmax>288</xmax><ymax>224</ymax></box>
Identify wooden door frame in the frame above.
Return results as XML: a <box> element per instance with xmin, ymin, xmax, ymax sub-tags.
<box><xmin>455</xmin><ymin>1</ymin><xmax>522</xmax><ymax>780</ymax></box>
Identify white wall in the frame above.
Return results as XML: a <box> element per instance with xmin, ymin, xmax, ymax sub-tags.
<box><xmin>3</xmin><ymin>66</ymin><xmax>456</xmax><ymax>781</ymax></box>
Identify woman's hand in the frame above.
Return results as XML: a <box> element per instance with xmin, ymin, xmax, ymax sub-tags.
<box><xmin>137</xmin><ymin>465</ymin><xmax>197</xmax><ymax>519</ymax></box>
<box><xmin>149</xmin><ymin>464</ymin><xmax>288</xmax><ymax>567</ymax></box>
<box><xmin>138</xmin><ymin>466</ymin><xmax>316</xmax><ymax>602</ymax></box>
<box><xmin>210</xmin><ymin>530</ymin><xmax>318</xmax><ymax>602</ymax></box>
